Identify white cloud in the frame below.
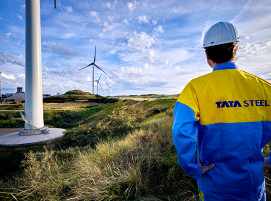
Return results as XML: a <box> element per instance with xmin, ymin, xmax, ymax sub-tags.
<box><xmin>157</xmin><ymin>48</ymin><xmax>192</xmax><ymax>65</ymax></box>
<box><xmin>42</xmin><ymin>41</ymin><xmax>82</xmax><ymax>58</ymax></box>
<box><xmin>17</xmin><ymin>15</ymin><xmax>23</xmax><ymax>21</ymax></box>
<box><xmin>17</xmin><ymin>73</ymin><xmax>25</xmax><ymax>79</ymax></box>
<box><xmin>238</xmin><ymin>40</ymin><xmax>271</xmax><ymax>59</ymax></box>
<box><xmin>124</xmin><ymin>19</ymin><xmax>129</xmax><ymax>25</ymax></box>
<box><xmin>65</xmin><ymin>6</ymin><xmax>73</xmax><ymax>13</ymax></box>
<box><xmin>108</xmin><ymin>16</ymin><xmax>114</xmax><ymax>22</ymax></box>
<box><xmin>152</xmin><ymin>20</ymin><xmax>157</xmax><ymax>25</ymax></box>
<box><xmin>105</xmin><ymin>2</ymin><xmax>111</xmax><ymax>9</ymax></box>
<box><xmin>138</xmin><ymin>15</ymin><xmax>149</xmax><ymax>24</ymax></box>
<box><xmin>63</xmin><ymin>33</ymin><xmax>75</xmax><ymax>39</ymax></box>
<box><xmin>154</xmin><ymin>25</ymin><xmax>164</xmax><ymax>33</ymax></box>
<box><xmin>89</xmin><ymin>11</ymin><xmax>101</xmax><ymax>23</ymax></box>
<box><xmin>148</xmin><ymin>49</ymin><xmax>156</xmax><ymax>63</ymax></box>
<box><xmin>0</xmin><ymin>52</ymin><xmax>24</xmax><ymax>67</ymax></box>
<box><xmin>2</xmin><ymin>73</ymin><xmax>15</xmax><ymax>80</ymax></box>
<box><xmin>43</xmin><ymin>41</ymin><xmax>57</xmax><ymax>46</ymax></box>
<box><xmin>127</xmin><ymin>1</ymin><xmax>136</xmax><ymax>12</ymax></box>
<box><xmin>81</xmin><ymin>22</ymin><xmax>88</xmax><ymax>29</ymax></box>
<box><xmin>6</xmin><ymin>33</ymin><xmax>12</xmax><ymax>37</ymax></box>
<box><xmin>172</xmin><ymin>6</ymin><xmax>188</xmax><ymax>14</ymax></box>
<box><xmin>128</xmin><ymin>32</ymin><xmax>156</xmax><ymax>51</ymax></box>
<box><xmin>103</xmin><ymin>21</ymin><xmax>109</xmax><ymax>27</ymax></box>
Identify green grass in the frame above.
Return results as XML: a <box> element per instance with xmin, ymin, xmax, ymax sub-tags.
<box><xmin>0</xmin><ymin>109</ymin><xmax>198</xmax><ymax>201</ymax></box>
<box><xmin>0</xmin><ymin>111</ymin><xmax>24</xmax><ymax>128</ymax></box>
<box><xmin>2</xmin><ymin>93</ymin><xmax>270</xmax><ymax>200</ymax></box>
<box><xmin>64</xmin><ymin>89</ymin><xmax>92</xmax><ymax>95</ymax></box>
<box><xmin>43</xmin><ymin>90</ymin><xmax>118</xmax><ymax>103</ymax></box>
<box><xmin>0</xmin><ymin>103</ymin><xmax>24</xmax><ymax>110</ymax></box>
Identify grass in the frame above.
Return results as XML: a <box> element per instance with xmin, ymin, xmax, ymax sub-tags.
<box><xmin>0</xmin><ymin>110</ymin><xmax>198</xmax><ymax>201</ymax></box>
<box><xmin>43</xmin><ymin>90</ymin><xmax>118</xmax><ymax>103</ymax></box>
<box><xmin>0</xmin><ymin>102</ymin><xmax>24</xmax><ymax>111</ymax></box>
<box><xmin>1</xmin><ymin>92</ymin><xmax>271</xmax><ymax>200</ymax></box>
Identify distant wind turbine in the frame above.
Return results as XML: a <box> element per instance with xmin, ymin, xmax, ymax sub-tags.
<box><xmin>95</xmin><ymin>74</ymin><xmax>103</xmax><ymax>95</ymax></box>
<box><xmin>79</xmin><ymin>46</ymin><xmax>107</xmax><ymax>94</ymax></box>
<box><xmin>106</xmin><ymin>84</ymin><xmax>114</xmax><ymax>97</ymax></box>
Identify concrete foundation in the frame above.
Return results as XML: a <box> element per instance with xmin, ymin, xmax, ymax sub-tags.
<box><xmin>0</xmin><ymin>128</ymin><xmax>65</xmax><ymax>146</ymax></box>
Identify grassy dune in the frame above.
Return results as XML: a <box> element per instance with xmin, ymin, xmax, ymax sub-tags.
<box><xmin>0</xmin><ymin>105</ymin><xmax>198</xmax><ymax>200</ymax></box>
<box><xmin>1</xmin><ymin>91</ymin><xmax>271</xmax><ymax>200</ymax></box>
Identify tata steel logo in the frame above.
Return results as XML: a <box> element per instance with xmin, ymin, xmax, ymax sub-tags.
<box><xmin>215</xmin><ymin>100</ymin><xmax>270</xmax><ymax>108</ymax></box>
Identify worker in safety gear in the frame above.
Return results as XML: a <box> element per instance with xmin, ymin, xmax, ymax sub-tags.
<box><xmin>172</xmin><ymin>21</ymin><xmax>271</xmax><ymax>201</ymax></box>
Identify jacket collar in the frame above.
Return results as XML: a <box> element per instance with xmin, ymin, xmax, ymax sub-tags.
<box><xmin>213</xmin><ymin>62</ymin><xmax>238</xmax><ymax>71</ymax></box>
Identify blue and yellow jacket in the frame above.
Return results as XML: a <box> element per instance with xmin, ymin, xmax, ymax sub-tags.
<box><xmin>172</xmin><ymin>62</ymin><xmax>271</xmax><ymax>200</ymax></box>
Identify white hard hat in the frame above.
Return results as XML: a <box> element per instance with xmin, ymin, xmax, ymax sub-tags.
<box><xmin>203</xmin><ymin>22</ymin><xmax>239</xmax><ymax>48</ymax></box>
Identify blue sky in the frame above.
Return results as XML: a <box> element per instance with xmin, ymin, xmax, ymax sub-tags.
<box><xmin>1</xmin><ymin>0</ymin><xmax>271</xmax><ymax>96</ymax></box>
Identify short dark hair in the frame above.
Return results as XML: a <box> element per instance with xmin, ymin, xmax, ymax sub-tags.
<box><xmin>205</xmin><ymin>42</ymin><xmax>237</xmax><ymax>63</ymax></box>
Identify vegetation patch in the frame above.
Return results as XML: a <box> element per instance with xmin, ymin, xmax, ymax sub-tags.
<box><xmin>43</xmin><ymin>90</ymin><xmax>118</xmax><ymax>103</ymax></box>
<box><xmin>1</xmin><ymin>93</ymin><xmax>271</xmax><ymax>200</ymax></box>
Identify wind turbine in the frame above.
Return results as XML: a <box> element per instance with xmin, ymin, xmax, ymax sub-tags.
<box><xmin>54</xmin><ymin>0</ymin><xmax>56</xmax><ymax>9</ymax></box>
<box><xmin>95</xmin><ymin>74</ymin><xmax>103</xmax><ymax>95</ymax></box>
<box><xmin>79</xmin><ymin>46</ymin><xmax>107</xmax><ymax>94</ymax></box>
<box><xmin>106</xmin><ymin>84</ymin><xmax>114</xmax><ymax>97</ymax></box>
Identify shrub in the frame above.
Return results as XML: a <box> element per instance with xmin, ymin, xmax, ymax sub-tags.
<box><xmin>54</xmin><ymin>105</ymin><xmax>145</xmax><ymax>150</ymax></box>
<box><xmin>95</xmin><ymin>105</ymin><xmax>145</xmax><ymax>139</ymax></box>
<box><xmin>0</xmin><ymin>147</ymin><xmax>78</xmax><ymax>200</ymax></box>
<box><xmin>44</xmin><ymin>110</ymin><xmax>82</xmax><ymax>128</ymax></box>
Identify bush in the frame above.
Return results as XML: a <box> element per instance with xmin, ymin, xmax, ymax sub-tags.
<box><xmin>95</xmin><ymin>105</ymin><xmax>145</xmax><ymax>139</ymax></box>
<box><xmin>0</xmin><ymin>147</ymin><xmax>78</xmax><ymax>200</ymax></box>
<box><xmin>54</xmin><ymin>105</ymin><xmax>145</xmax><ymax>150</ymax></box>
<box><xmin>44</xmin><ymin>110</ymin><xmax>82</xmax><ymax>128</ymax></box>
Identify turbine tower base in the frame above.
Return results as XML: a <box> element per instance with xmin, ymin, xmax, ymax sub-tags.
<box><xmin>0</xmin><ymin>128</ymin><xmax>65</xmax><ymax>146</ymax></box>
<box><xmin>19</xmin><ymin>127</ymin><xmax>49</xmax><ymax>136</ymax></box>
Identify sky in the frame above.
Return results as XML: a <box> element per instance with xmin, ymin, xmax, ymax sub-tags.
<box><xmin>1</xmin><ymin>0</ymin><xmax>271</xmax><ymax>96</ymax></box>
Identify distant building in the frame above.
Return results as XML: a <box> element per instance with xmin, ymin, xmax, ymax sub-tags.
<box><xmin>5</xmin><ymin>93</ymin><xmax>13</xmax><ymax>98</ymax></box>
<box><xmin>16</xmin><ymin>87</ymin><xmax>23</xmax><ymax>93</ymax></box>
<box><xmin>6</xmin><ymin>92</ymin><xmax>25</xmax><ymax>102</ymax></box>
<box><xmin>6</xmin><ymin>87</ymin><xmax>25</xmax><ymax>102</ymax></box>
<box><xmin>4</xmin><ymin>86</ymin><xmax>51</xmax><ymax>102</ymax></box>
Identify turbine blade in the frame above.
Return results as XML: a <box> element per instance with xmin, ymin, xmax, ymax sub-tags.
<box><xmin>94</xmin><ymin>64</ymin><xmax>107</xmax><ymax>75</ymax></box>
<box><xmin>54</xmin><ymin>0</ymin><xmax>56</xmax><ymax>8</ymax></box>
<box><xmin>98</xmin><ymin>81</ymin><xmax>102</xmax><ymax>88</ymax></box>
<box><xmin>79</xmin><ymin>63</ymin><xmax>94</xmax><ymax>70</ymax></box>
<box><xmin>98</xmin><ymin>74</ymin><xmax>102</xmax><ymax>81</ymax></box>
<box><xmin>94</xmin><ymin>46</ymin><xmax>96</xmax><ymax>62</ymax></box>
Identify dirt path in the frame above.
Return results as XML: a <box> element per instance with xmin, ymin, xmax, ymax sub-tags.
<box><xmin>0</xmin><ymin>128</ymin><xmax>22</xmax><ymax>136</ymax></box>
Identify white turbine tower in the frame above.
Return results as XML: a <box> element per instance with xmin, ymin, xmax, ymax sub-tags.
<box><xmin>20</xmin><ymin>0</ymin><xmax>46</xmax><ymax>135</ymax></box>
<box><xmin>0</xmin><ymin>0</ymin><xmax>65</xmax><ymax>145</ymax></box>
<box><xmin>79</xmin><ymin>46</ymin><xmax>107</xmax><ymax>94</ymax></box>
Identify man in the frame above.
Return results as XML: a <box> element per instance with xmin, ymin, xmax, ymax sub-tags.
<box><xmin>172</xmin><ymin>21</ymin><xmax>271</xmax><ymax>201</ymax></box>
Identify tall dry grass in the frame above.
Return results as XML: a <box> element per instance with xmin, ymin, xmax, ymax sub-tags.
<box><xmin>0</xmin><ymin>110</ymin><xmax>198</xmax><ymax>200</ymax></box>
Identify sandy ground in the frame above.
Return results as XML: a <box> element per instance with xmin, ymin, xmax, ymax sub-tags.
<box><xmin>0</xmin><ymin>128</ymin><xmax>22</xmax><ymax>136</ymax></box>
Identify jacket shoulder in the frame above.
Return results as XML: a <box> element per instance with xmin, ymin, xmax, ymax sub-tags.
<box><xmin>188</xmin><ymin>71</ymin><xmax>219</xmax><ymax>96</ymax></box>
<box><xmin>240</xmin><ymin>70</ymin><xmax>271</xmax><ymax>86</ymax></box>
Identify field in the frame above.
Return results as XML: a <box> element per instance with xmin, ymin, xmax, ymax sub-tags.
<box><xmin>0</xmin><ymin>90</ymin><xmax>271</xmax><ymax>200</ymax></box>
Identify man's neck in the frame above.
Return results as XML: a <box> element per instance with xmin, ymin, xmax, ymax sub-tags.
<box><xmin>208</xmin><ymin>60</ymin><xmax>234</xmax><ymax>69</ymax></box>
